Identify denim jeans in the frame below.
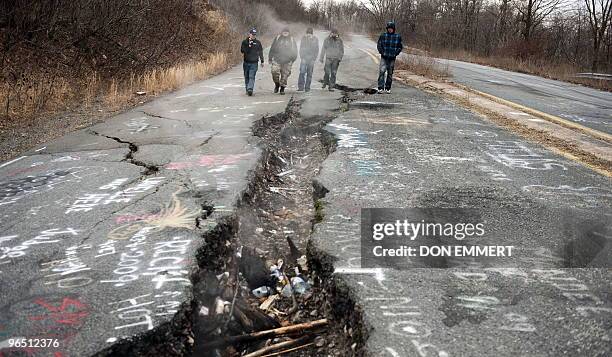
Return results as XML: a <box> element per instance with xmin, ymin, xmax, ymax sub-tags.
<box><xmin>298</xmin><ymin>60</ymin><xmax>315</xmax><ymax>90</ymax></box>
<box><xmin>378</xmin><ymin>57</ymin><xmax>395</xmax><ymax>90</ymax></box>
<box><xmin>323</xmin><ymin>58</ymin><xmax>340</xmax><ymax>88</ymax></box>
<box><xmin>243</xmin><ymin>61</ymin><xmax>258</xmax><ymax>91</ymax></box>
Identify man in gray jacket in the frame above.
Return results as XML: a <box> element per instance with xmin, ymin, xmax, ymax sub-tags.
<box><xmin>298</xmin><ymin>28</ymin><xmax>319</xmax><ymax>92</ymax></box>
<box><xmin>319</xmin><ymin>29</ymin><xmax>344</xmax><ymax>92</ymax></box>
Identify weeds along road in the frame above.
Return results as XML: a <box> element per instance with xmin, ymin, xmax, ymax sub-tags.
<box><xmin>352</xmin><ymin>34</ymin><xmax>612</xmax><ymax>135</ymax></box>
<box><xmin>0</xmin><ymin>31</ymin><xmax>610</xmax><ymax>356</ymax></box>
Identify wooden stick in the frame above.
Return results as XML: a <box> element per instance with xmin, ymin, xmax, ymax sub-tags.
<box><xmin>243</xmin><ymin>335</ymin><xmax>313</xmax><ymax>357</ymax></box>
<box><xmin>202</xmin><ymin>319</ymin><xmax>328</xmax><ymax>348</ymax></box>
<box><xmin>259</xmin><ymin>342</ymin><xmax>314</xmax><ymax>357</ymax></box>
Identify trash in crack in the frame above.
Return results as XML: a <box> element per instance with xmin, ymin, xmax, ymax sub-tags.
<box><xmin>190</xmin><ymin>95</ymin><xmax>361</xmax><ymax>357</ymax></box>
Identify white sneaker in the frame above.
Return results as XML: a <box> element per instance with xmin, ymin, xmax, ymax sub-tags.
<box><xmin>385</xmin><ymin>89</ymin><xmax>391</xmax><ymax>94</ymax></box>
<box><xmin>377</xmin><ymin>89</ymin><xmax>384</xmax><ymax>94</ymax></box>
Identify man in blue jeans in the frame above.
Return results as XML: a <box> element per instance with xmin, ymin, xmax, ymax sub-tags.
<box><xmin>297</xmin><ymin>28</ymin><xmax>319</xmax><ymax>92</ymax></box>
<box><xmin>377</xmin><ymin>21</ymin><xmax>403</xmax><ymax>94</ymax></box>
<box><xmin>240</xmin><ymin>28</ymin><xmax>264</xmax><ymax>96</ymax></box>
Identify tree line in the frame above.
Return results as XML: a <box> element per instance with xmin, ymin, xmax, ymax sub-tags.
<box><xmin>304</xmin><ymin>0</ymin><xmax>611</xmax><ymax>73</ymax></box>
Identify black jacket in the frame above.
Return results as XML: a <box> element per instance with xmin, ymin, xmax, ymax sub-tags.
<box><xmin>269</xmin><ymin>35</ymin><xmax>298</xmax><ymax>64</ymax></box>
<box><xmin>241</xmin><ymin>38</ymin><xmax>264</xmax><ymax>63</ymax></box>
<box><xmin>299</xmin><ymin>34</ymin><xmax>319</xmax><ymax>62</ymax></box>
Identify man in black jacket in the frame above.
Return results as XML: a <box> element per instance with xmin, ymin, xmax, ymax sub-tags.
<box><xmin>269</xmin><ymin>27</ymin><xmax>297</xmax><ymax>95</ymax></box>
<box><xmin>297</xmin><ymin>28</ymin><xmax>319</xmax><ymax>92</ymax></box>
<box><xmin>240</xmin><ymin>28</ymin><xmax>264</xmax><ymax>96</ymax></box>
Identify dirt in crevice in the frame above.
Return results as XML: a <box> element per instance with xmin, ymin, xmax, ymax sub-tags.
<box><xmin>187</xmin><ymin>95</ymin><xmax>364</xmax><ymax>357</ymax></box>
<box><xmin>95</xmin><ymin>90</ymin><xmax>370</xmax><ymax>357</ymax></box>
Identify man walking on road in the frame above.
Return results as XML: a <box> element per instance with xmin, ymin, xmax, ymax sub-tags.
<box><xmin>297</xmin><ymin>27</ymin><xmax>319</xmax><ymax>92</ymax></box>
<box><xmin>320</xmin><ymin>29</ymin><xmax>344</xmax><ymax>92</ymax></box>
<box><xmin>269</xmin><ymin>27</ymin><xmax>297</xmax><ymax>95</ymax></box>
<box><xmin>240</xmin><ymin>28</ymin><xmax>264</xmax><ymax>96</ymax></box>
<box><xmin>377</xmin><ymin>21</ymin><xmax>403</xmax><ymax>94</ymax></box>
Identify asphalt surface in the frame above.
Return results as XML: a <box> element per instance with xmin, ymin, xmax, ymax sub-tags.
<box><xmin>311</xmin><ymin>34</ymin><xmax>612</xmax><ymax>356</ymax></box>
<box><xmin>351</xmin><ymin>34</ymin><xmax>612</xmax><ymax>135</ymax></box>
<box><xmin>0</xmin><ymin>30</ymin><xmax>610</xmax><ymax>357</ymax></box>
<box><xmin>446</xmin><ymin>59</ymin><xmax>612</xmax><ymax>135</ymax></box>
<box><xmin>0</xmin><ymin>41</ymin><xmax>290</xmax><ymax>355</ymax></box>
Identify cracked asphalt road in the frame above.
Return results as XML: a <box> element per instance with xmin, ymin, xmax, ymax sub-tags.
<box><xmin>352</xmin><ymin>33</ymin><xmax>612</xmax><ymax>135</ymax></box>
<box><xmin>312</xmin><ymin>35</ymin><xmax>612</xmax><ymax>357</ymax></box>
<box><xmin>0</xmin><ymin>30</ymin><xmax>610</xmax><ymax>357</ymax></box>
<box><xmin>0</xmin><ymin>43</ymin><xmax>292</xmax><ymax>355</ymax></box>
<box><xmin>444</xmin><ymin>59</ymin><xmax>612</xmax><ymax>135</ymax></box>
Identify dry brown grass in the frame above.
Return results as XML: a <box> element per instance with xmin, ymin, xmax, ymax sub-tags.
<box><xmin>0</xmin><ymin>1</ymin><xmax>240</xmax><ymax>128</ymax></box>
<box><xmin>430</xmin><ymin>48</ymin><xmax>612</xmax><ymax>92</ymax></box>
<box><xmin>395</xmin><ymin>55</ymin><xmax>451</xmax><ymax>79</ymax></box>
<box><xmin>103</xmin><ymin>52</ymin><xmax>232</xmax><ymax>109</ymax></box>
<box><xmin>0</xmin><ymin>52</ymin><xmax>234</xmax><ymax>123</ymax></box>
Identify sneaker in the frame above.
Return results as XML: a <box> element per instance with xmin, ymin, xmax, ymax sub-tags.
<box><xmin>322</xmin><ymin>83</ymin><xmax>327</xmax><ymax>89</ymax></box>
<box><xmin>377</xmin><ymin>89</ymin><xmax>384</xmax><ymax>94</ymax></box>
<box><xmin>247</xmin><ymin>90</ymin><xmax>253</xmax><ymax>96</ymax></box>
<box><xmin>328</xmin><ymin>87</ymin><xmax>334</xmax><ymax>92</ymax></box>
<box><xmin>297</xmin><ymin>88</ymin><xmax>304</xmax><ymax>92</ymax></box>
<box><xmin>274</xmin><ymin>83</ymin><xmax>280</xmax><ymax>93</ymax></box>
<box><xmin>385</xmin><ymin>89</ymin><xmax>391</xmax><ymax>94</ymax></box>
<box><xmin>280</xmin><ymin>86</ymin><xmax>285</xmax><ymax>95</ymax></box>
<box><xmin>305</xmin><ymin>88</ymin><xmax>310</xmax><ymax>92</ymax></box>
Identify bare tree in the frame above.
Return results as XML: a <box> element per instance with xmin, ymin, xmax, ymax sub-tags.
<box><xmin>584</xmin><ymin>0</ymin><xmax>612</xmax><ymax>71</ymax></box>
<box><xmin>515</xmin><ymin>0</ymin><xmax>561</xmax><ymax>41</ymax></box>
<box><xmin>363</xmin><ymin>0</ymin><xmax>405</xmax><ymax>26</ymax></box>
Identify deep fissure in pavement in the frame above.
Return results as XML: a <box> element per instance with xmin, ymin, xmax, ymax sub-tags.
<box><xmin>92</xmin><ymin>93</ymin><xmax>368</xmax><ymax>356</ymax></box>
<box><xmin>188</xmin><ymin>96</ymin><xmax>366</xmax><ymax>356</ymax></box>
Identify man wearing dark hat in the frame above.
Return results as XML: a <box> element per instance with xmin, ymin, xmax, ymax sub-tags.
<box><xmin>319</xmin><ymin>29</ymin><xmax>344</xmax><ymax>92</ymax></box>
<box><xmin>269</xmin><ymin>27</ymin><xmax>297</xmax><ymax>95</ymax></box>
<box><xmin>240</xmin><ymin>28</ymin><xmax>264</xmax><ymax>96</ymax></box>
<box><xmin>297</xmin><ymin>27</ymin><xmax>319</xmax><ymax>92</ymax></box>
<box><xmin>377</xmin><ymin>21</ymin><xmax>403</xmax><ymax>94</ymax></box>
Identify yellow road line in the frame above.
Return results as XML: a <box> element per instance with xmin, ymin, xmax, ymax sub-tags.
<box><xmin>396</xmin><ymin>72</ymin><xmax>612</xmax><ymax>177</ymax></box>
<box><xmin>359</xmin><ymin>48</ymin><xmax>380</xmax><ymax>64</ymax></box>
<box><xmin>459</xmin><ymin>86</ymin><xmax>612</xmax><ymax>143</ymax></box>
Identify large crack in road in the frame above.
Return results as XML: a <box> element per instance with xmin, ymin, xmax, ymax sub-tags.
<box><xmin>188</xmin><ymin>94</ymin><xmax>366</xmax><ymax>356</ymax></box>
<box><xmin>92</xmin><ymin>93</ymin><xmax>368</xmax><ymax>356</ymax></box>
<box><xmin>2</xmin><ymin>31</ymin><xmax>608</xmax><ymax>357</ymax></box>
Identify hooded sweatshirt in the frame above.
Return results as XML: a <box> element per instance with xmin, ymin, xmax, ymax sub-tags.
<box><xmin>377</xmin><ymin>28</ymin><xmax>403</xmax><ymax>59</ymax></box>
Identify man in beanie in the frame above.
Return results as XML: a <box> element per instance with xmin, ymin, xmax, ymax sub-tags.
<box><xmin>269</xmin><ymin>27</ymin><xmax>297</xmax><ymax>95</ymax></box>
<box><xmin>240</xmin><ymin>28</ymin><xmax>264</xmax><ymax>96</ymax></box>
<box><xmin>377</xmin><ymin>21</ymin><xmax>403</xmax><ymax>93</ymax></box>
<box><xmin>297</xmin><ymin>27</ymin><xmax>319</xmax><ymax>92</ymax></box>
<box><xmin>319</xmin><ymin>29</ymin><xmax>344</xmax><ymax>92</ymax></box>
